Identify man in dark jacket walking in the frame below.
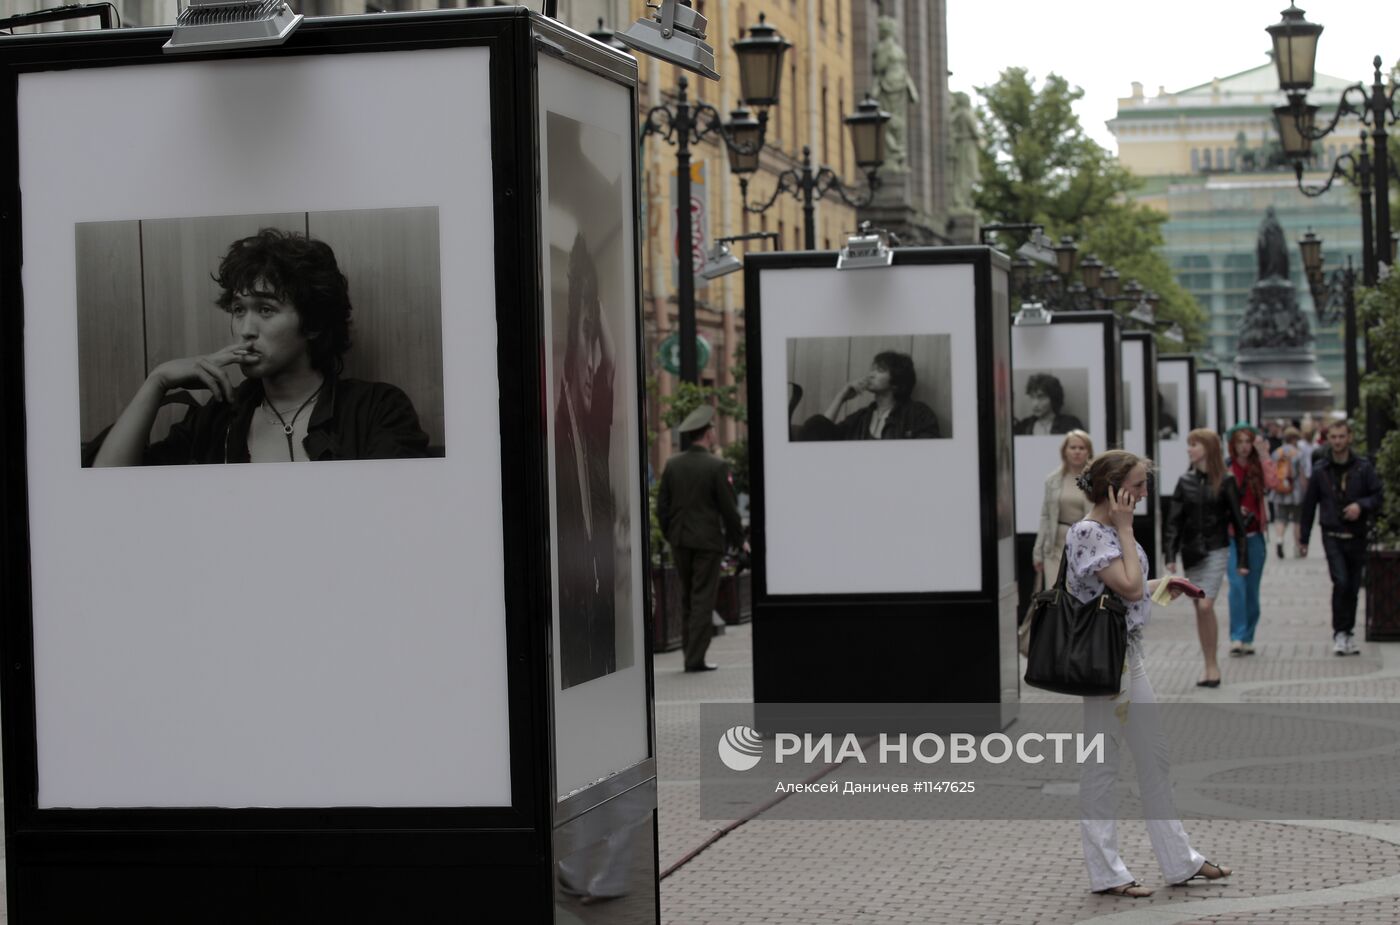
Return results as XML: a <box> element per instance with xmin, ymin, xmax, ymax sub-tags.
<box><xmin>1299</xmin><ymin>419</ymin><xmax>1384</xmax><ymax>655</ymax></box>
<box><xmin>657</xmin><ymin>405</ymin><xmax>746</xmax><ymax>672</ymax></box>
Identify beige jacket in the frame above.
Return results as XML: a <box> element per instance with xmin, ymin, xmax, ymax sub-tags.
<box><xmin>1033</xmin><ymin>467</ymin><xmax>1089</xmax><ymax>568</ymax></box>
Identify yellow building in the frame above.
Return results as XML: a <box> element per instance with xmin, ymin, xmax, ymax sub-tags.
<box><xmin>1109</xmin><ymin>61</ymin><xmax>1365</xmax><ymax>405</ymax></box>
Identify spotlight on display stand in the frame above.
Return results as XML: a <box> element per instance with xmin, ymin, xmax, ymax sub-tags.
<box><xmin>1013</xmin><ymin>300</ymin><xmax>1053</xmax><ymax>326</ymax></box>
<box><xmin>618</xmin><ymin>0</ymin><xmax>720</xmax><ymax>80</ymax></box>
<box><xmin>697</xmin><ymin>230</ymin><xmax>779</xmax><ymax>283</ymax></box>
<box><xmin>164</xmin><ymin>0</ymin><xmax>302</xmax><ymax>53</ymax></box>
<box><xmin>836</xmin><ymin>222</ymin><xmax>898</xmax><ymax>271</ymax></box>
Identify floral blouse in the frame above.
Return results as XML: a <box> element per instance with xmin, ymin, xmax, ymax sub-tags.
<box><xmin>1065</xmin><ymin>519</ymin><xmax>1151</xmax><ymax>635</ymax></box>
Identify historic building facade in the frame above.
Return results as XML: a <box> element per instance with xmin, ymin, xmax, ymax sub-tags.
<box><xmin>1109</xmin><ymin>61</ymin><xmax>1365</xmax><ymax>408</ymax></box>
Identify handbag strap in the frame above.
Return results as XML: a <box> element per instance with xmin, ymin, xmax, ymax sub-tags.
<box><xmin>1052</xmin><ymin>541</ymin><xmax>1071</xmax><ymax>591</ymax></box>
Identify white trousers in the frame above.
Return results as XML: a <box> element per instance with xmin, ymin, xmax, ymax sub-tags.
<box><xmin>1080</xmin><ymin>640</ymin><xmax>1205</xmax><ymax>891</ymax></box>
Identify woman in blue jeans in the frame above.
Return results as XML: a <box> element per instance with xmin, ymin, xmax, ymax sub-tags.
<box><xmin>1225</xmin><ymin>422</ymin><xmax>1279</xmax><ymax>654</ymax></box>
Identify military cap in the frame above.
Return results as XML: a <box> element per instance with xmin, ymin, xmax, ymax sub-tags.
<box><xmin>677</xmin><ymin>404</ymin><xmax>716</xmax><ymax>434</ymax></box>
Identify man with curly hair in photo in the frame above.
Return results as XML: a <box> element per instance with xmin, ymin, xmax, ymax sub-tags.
<box><xmin>91</xmin><ymin>228</ymin><xmax>429</xmax><ymax>466</ymax></box>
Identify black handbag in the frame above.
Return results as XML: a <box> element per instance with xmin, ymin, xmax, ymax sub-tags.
<box><xmin>1023</xmin><ymin>545</ymin><xmax>1128</xmax><ymax>697</ymax></box>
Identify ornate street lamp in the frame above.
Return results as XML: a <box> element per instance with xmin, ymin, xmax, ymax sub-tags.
<box><xmin>641</xmin><ymin>12</ymin><xmax>793</xmax><ymax>383</ymax></box>
<box><xmin>736</xmin><ymin>96</ymin><xmax>890</xmax><ymax>250</ymax></box>
<box><xmin>1298</xmin><ymin>228</ymin><xmax>1360</xmax><ymax>416</ymax></box>
<box><xmin>1267</xmin><ymin>3</ymin><xmax>1397</xmax><ymax>450</ymax></box>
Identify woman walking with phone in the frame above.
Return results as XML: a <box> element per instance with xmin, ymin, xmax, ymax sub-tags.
<box><xmin>1067</xmin><ymin>450</ymin><xmax>1232</xmax><ymax>897</ymax></box>
<box><xmin>1163</xmin><ymin>429</ymin><xmax>1249</xmax><ymax>687</ymax></box>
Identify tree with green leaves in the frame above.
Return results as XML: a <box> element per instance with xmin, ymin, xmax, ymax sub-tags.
<box><xmin>975</xmin><ymin>68</ymin><xmax>1208</xmax><ymax>347</ymax></box>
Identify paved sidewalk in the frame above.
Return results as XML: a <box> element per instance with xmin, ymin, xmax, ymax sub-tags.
<box><xmin>656</xmin><ymin>545</ymin><xmax>1400</xmax><ymax>924</ymax></box>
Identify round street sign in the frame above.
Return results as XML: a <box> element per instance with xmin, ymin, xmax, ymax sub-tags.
<box><xmin>658</xmin><ymin>333</ymin><xmax>712</xmax><ymax>375</ymax></box>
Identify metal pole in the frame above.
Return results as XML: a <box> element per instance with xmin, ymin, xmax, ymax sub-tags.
<box><xmin>675</xmin><ymin>76</ymin><xmax>698</xmax><ymax>385</ymax></box>
<box><xmin>1365</xmin><ymin>59</ymin><xmax>1391</xmax><ymax>456</ymax></box>
<box><xmin>1371</xmin><ymin>58</ymin><xmax>1393</xmax><ymax>268</ymax></box>
<box><xmin>1360</xmin><ymin>135</ymin><xmax>1377</xmax><ymax>286</ymax></box>
<box><xmin>801</xmin><ymin>145</ymin><xmax>817</xmax><ymax>250</ymax></box>
<box><xmin>1344</xmin><ymin>257</ymin><xmax>1360</xmax><ymax>418</ymax></box>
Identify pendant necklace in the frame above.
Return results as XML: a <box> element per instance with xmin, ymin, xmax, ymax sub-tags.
<box><xmin>262</xmin><ymin>384</ymin><xmax>323</xmax><ymax>461</ymax></box>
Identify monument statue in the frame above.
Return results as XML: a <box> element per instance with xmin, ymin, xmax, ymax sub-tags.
<box><xmin>1256</xmin><ymin>205</ymin><xmax>1290</xmax><ymax>281</ymax></box>
<box><xmin>948</xmin><ymin>91</ymin><xmax>981</xmax><ymax>215</ymax></box>
<box><xmin>872</xmin><ymin>14</ymin><xmax>917</xmax><ymax>172</ymax></box>
<box><xmin>1234</xmin><ymin>206</ymin><xmax>1334</xmax><ymax>417</ymax></box>
<box><xmin>1239</xmin><ymin>207</ymin><xmax>1310</xmax><ymax>350</ymax></box>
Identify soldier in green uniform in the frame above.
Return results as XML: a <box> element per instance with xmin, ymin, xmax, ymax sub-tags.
<box><xmin>657</xmin><ymin>405</ymin><xmax>746</xmax><ymax>672</ymax></box>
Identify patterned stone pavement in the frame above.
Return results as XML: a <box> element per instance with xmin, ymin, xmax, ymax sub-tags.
<box><xmin>656</xmin><ymin>545</ymin><xmax>1400</xmax><ymax>924</ymax></box>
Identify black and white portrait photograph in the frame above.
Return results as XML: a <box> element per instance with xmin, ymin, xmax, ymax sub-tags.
<box><xmin>547</xmin><ymin>110</ymin><xmax>636</xmax><ymax>691</ymax></box>
<box><xmin>785</xmin><ymin>335</ymin><xmax>952</xmax><ymax>442</ymax></box>
<box><xmin>1012</xmin><ymin>368</ymin><xmax>1088</xmax><ymax>435</ymax></box>
<box><xmin>1158</xmin><ymin>383</ymin><xmax>1180</xmax><ymax>440</ymax></box>
<box><xmin>76</xmin><ymin>208</ymin><xmax>445</xmax><ymax>466</ymax></box>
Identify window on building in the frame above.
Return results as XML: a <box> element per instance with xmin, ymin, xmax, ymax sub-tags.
<box><xmin>791</xmin><ymin>59</ymin><xmax>799</xmax><ymax>152</ymax></box>
<box><xmin>777</xmin><ymin>219</ymin><xmax>785</xmax><ymax>252</ymax></box>
<box><xmin>821</xmin><ymin>68</ymin><xmax>830</xmax><ymax>165</ymax></box>
<box><xmin>1191</xmin><ymin>149</ymin><xmax>1200</xmax><ymax>171</ymax></box>
<box><xmin>1203</xmin><ymin>149</ymin><xmax>1212</xmax><ymax>170</ymax></box>
<box><xmin>838</xmin><ymin>80</ymin><xmax>847</xmax><ymax>177</ymax></box>
<box><xmin>1216</xmin><ymin>147</ymin><xmax>1225</xmax><ymax>169</ymax></box>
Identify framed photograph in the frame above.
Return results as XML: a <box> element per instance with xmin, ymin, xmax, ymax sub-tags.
<box><xmin>1011</xmin><ymin>314</ymin><xmax>1120</xmax><ymax>536</ymax></box>
<box><xmin>786</xmin><ymin>335</ymin><xmax>953</xmax><ymax>441</ymax></box>
<box><xmin>76</xmin><ymin>208</ymin><xmax>445</xmax><ymax>466</ymax></box>
<box><xmin>1197</xmin><ymin>368</ymin><xmax>1221</xmax><ymax>434</ymax></box>
<box><xmin>1121</xmin><ymin>332</ymin><xmax>1157</xmax><ymax>516</ymax></box>
<box><xmin>538</xmin><ymin>52</ymin><xmax>649</xmax><ymax>798</ymax></box>
<box><xmin>749</xmin><ymin>256</ymin><xmax>991</xmax><ymax>596</ymax></box>
<box><xmin>1156</xmin><ymin>355</ymin><xmax>1198</xmax><ymax>498</ymax></box>
<box><xmin>1221</xmin><ymin>375</ymin><xmax>1238</xmax><ymax>427</ymax></box>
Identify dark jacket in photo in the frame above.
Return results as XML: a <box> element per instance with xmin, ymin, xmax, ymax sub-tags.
<box><xmin>657</xmin><ymin>445</ymin><xmax>744</xmax><ymax>553</ymax></box>
<box><xmin>1300</xmin><ymin>452</ymin><xmax>1384</xmax><ymax>543</ymax></box>
<box><xmin>84</xmin><ymin>373</ymin><xmax>431</xmax><ymax>465</ymax></box>
<box><xmin>1013</xmin><ymin>412</ymin><xmax>1085</xmax><ymax>436</ymax></box>
<box><xmin>1163</xmin><ymin>469</ymin><xmax>1248</xmax><ymax>568</ymax></box>
<box><xmin>798</xmin><ymin>399</ymin><xmax>942</xmax><ymax>441</ymax></box>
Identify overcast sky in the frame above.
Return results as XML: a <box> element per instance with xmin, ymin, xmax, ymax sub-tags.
<box><xmin>945</xmin><ymin>1</ymin><xmax>1400</xmax><ymax>152</ymax></box>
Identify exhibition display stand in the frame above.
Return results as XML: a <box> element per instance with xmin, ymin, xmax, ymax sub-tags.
<box><xmin>0</xmin><ymin>10</ymin><xmax>657</xmax><ymax>921</ymax></box>
<box><xmin>744</xmin><ymin>248</ymin><xmax>1018</xmax><ymax>705</ymax></box>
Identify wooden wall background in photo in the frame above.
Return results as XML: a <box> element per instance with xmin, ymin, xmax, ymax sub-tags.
<box><xmin>784</xmin><ymin>334</ymin><xmax>954</xmax><ymax>439</ymax></box>
<box><xmin>75</xmin><ymin>208</ymin><xmax>446</xmax><ymax>454</ymax></box>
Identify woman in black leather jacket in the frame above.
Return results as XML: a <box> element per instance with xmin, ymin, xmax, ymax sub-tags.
<box><xmin>1163</xmin><ymin>428</ymin><xmax>1248</xmax><ymax>687</ymax></box>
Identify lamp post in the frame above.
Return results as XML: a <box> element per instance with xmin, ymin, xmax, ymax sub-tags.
<box><xmin>1298</xmin><ymin>229</ymin><xmax>1361</xmax><ymax>417</ymax></box>
<box><xmin>981</xmin><ymin>225</ymin><xmax>1160</xmax><ymax>323</ymax></box>
<box><xmin>641</xmin><ymin>13</ymin><xmax>791</xmax><ymax>384</ymax></box>
<box><xmin>732</xmin><ymin>96</ymin><xmax>890</xmax><ymax>250</ymax></box>
<box><xmin>1267</xmin><ymin>4</ymin><xmax>1398</xmax><ymax>450</ymax></box>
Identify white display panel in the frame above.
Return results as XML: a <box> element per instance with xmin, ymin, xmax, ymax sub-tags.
<box><xmin>1122</xmin><ymin>337</ymin><xmax>1149</xmax><ymax>515</ymax></box>
<box><xmin>761</xmin><ymin>264</ymin><xmax>982</xmax><ymax>594</ymax></box>
<box><xmin>538</xmin><ymin>54</ymin><xmax>650</xmax><ymax>799</ymax></box>
<box><xmin>1157</xmin><ymin>358</ymin><xmax>1194</xmax><ymax>498</ymax></box>
<box><xmin>1197</xmin><ymin>369</ymin><xmax>1220</xmax><ymax>434</ymax></box>
<box><xmin>1249</xmin><ymin>383</ymin><xmax>1261</xmax><ymax>424</ymax></box>
<box><xmin>1236</xmin><ymin>379</ymin><xmax>1250</xmax><ymax>425</ymax></box>
<box><xmin>1012</xmin><ymin>323</ymin><xmax>1110</xmax><ymax>535</ymax></box>
<box><xmin>20</xmin><ymin>49</ymin><xmax>510</xmax><ymax>807</ymax></box>
<box><xmin>1221</xmin><ymin>376</ymin><xmax>1237</xmax><ymax>428</ymax></box>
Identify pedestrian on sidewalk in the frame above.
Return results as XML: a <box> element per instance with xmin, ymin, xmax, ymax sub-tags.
<box><xmin>1067</xmin><ymin>450</ymin><xmax>1232</xmax><ymax>897</ymax></box>
<box><xmin>1299</xmin><ymin>419</ymin><xmax>1383</xmax><ymax>656</ymax></box>
<box><xmin>1225</xmin><ymin>422</ymin><xmax>1279</xmax><ymax>656</ymax></box>
<box><xmin>1270</xmin><ymin>426</ymin><xmax>1310</xmax><ymax>558</ymax></box>
<box><xmin>1031</xmin><ymin>429</ymin><xmax>1094</xmax><ymax>593</ymax></box>
<box><xmin>657</xmin><ymin>404</ymin><xmax>746</xmax><ymax>672</ymax></box>
<box><xmin>1163</xmin><ymin>429</ymin><xmax>1248</xmax><ymax>688</ymax></box>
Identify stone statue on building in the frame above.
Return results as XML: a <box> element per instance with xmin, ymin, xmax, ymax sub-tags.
<box><xmin>1238</xmin><ymin>207</ymin><xmax>1310</xmax><ymax>350</ymax></box>
<box><xmin>948</xmin><ymin>91</ymin><xmax>981</xmax><ymax>215</ymax></box>
<box><xmin>872</xmin><ymin>14</ymin><xmax>917</xmax><ymax>172</ymax></box>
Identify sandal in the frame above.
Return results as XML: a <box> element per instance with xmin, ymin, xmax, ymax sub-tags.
<box><xmin>1172</xmin><ymin>860</ymin><xmax>1232</xmax><ymax>885</ymax></box>
<box><xmin>1096</xmin><ymin>880</ymin><xmax>1153</xmax><ymax>898</ymax></box>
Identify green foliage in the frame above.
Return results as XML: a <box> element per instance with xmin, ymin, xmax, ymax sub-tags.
<box><xmin>974</xmin><ymin>68</ymin><xmax>1208</xmax><ymax>349</ymax></box>
<box><xmin>1358</xmin><ymin>270</ymin><xmax>1400</xmax><ymax>545</ymax></box>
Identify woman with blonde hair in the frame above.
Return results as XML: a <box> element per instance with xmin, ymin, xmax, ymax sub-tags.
<box><xmin>1067</xmin><ymin>449</ymin><xmax>1232</xmax><ymax>896</ymax></box>
<box><xmin>1163</xmin><ymin>429</ymin><xmax>1248</xmax><ymax>687</ymax></box>
<box><xmin>1032</xmin><ymin>429</ymin><xmax>1094</xmax><ymax>590</ymax></box>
